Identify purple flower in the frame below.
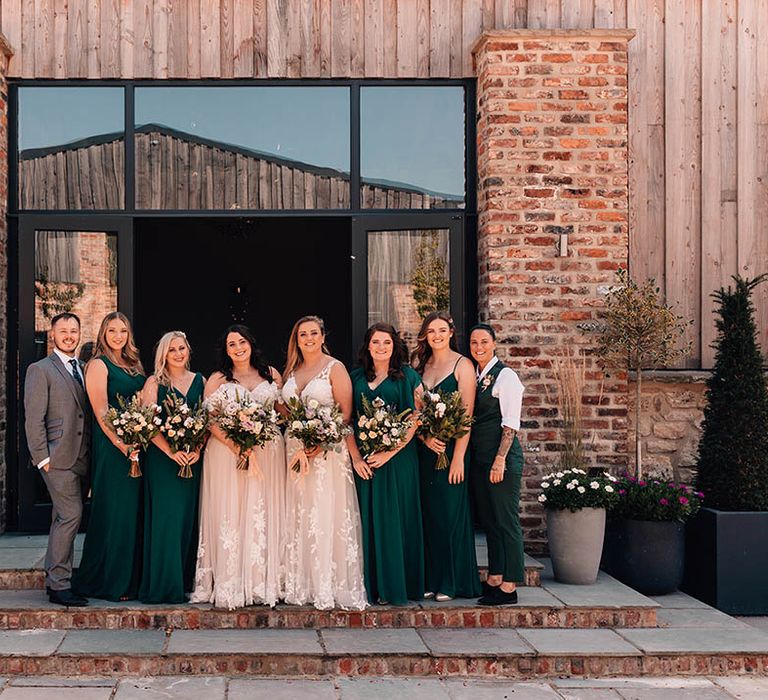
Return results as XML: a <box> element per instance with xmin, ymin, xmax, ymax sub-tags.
<box><xmin>619</xmin><ymin>489</ymin><xmax>627</xmax><ymax>495</ymax></box>
<box><xmin>659</xmin><ymin>498</ymin><xmax>669</xmax><ymax>506</ymax></box>
<box><xmin>679</xmin><ymin>496</ymin><xmax>689</xmax><ymax>505</ymax></box>
<box><xmin>696</xmin><ymin>491</ymin><xmax>705</xmax><ymax>498</ymax></box>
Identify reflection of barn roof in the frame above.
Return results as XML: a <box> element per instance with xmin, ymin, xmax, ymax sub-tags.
<box><xmin>19</xmin><ymin>124</ymin><xmax>464</xmax><ymax>208</ymax></box>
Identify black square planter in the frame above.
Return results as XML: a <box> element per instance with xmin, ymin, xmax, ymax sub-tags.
<box><xmin>682</xmin><ymin>507</ymin><xmax>768</xmax><ymax>615</ymax></box>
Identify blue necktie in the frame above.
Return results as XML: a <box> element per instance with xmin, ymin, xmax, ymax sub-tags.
<box><xmin>69</xmin><ymin>359</ymin><xmax>84</xmax><ymax>389</ymax></box>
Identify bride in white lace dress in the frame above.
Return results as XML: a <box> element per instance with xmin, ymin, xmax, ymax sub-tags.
<box><xmin>281</xmin><ymin>316</ymin><xmax>367</xmax><ymax>610</ymax></box>
<box><xmin>191</xmin><ymin>325</ymin><xmax>285</xmax><ymax>610</ymax></box>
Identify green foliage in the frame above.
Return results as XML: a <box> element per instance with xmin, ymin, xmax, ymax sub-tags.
<box><xmin>696</xmin><ymin>275</ymin><xmax>768</xmax><ymax>511</ymax></box>
<box><xmin>609</xmin><ymin>475</ymin><xmax>703</xmax><ymax>522</ymax></box>
<box><xmin>411</xmin><ymin>232</ymin><xmax>450</xmax><ymax>317</ymax></box>
<box><xmin>538</xmin><ymin>469</ymin><xmax>620</xmax><ymax>512</ymax></box>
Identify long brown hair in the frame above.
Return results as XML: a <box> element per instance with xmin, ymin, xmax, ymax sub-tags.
<box><xmin>93</xmin><ymin>311</ymin><xmax>144</xmax><ymax>375</ymax></box>
<box><xmin>411</xmin><ymin>311</ymin><xmax>458</xmax><ymax>375</ymax></box>
<box><xmin>284</xmin><ymin>315</ymin><xmax>331</xmax><ymax>378</ymax></box>
<box><xmin>358</xmin><ymin>323</ymin><xmax>408</xmax><ymax>382</ymax></box>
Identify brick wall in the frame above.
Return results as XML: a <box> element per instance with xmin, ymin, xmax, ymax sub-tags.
<box><xmin>0</xmin><ymin>36</ymin><xmax>12</xmax><ymax>532</ymax></box>
<box><xmin>473</xmin><ymin>29</ymin><xmax>633</xmax><ymax>553</ymax></box>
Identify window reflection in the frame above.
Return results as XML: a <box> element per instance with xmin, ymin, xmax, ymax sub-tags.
<box><xmin>361</xmin><ymin>87</ymin><xmax>465</xmax><ymax>209</ymax></box>
<box><xmin>34</xmin><ymin>230</ymin><xmax>118</xmax><ymax>360</ymax></box>
<box><xmin>18</xmin><ymin>88</ymin><xmax>125</xmax><ymax>209</ymax></box>
<box><xmin>368</xmin><ymin>229</ymin><xmax>450</xmax><ymax>345</ymax></box>
<box><xmin>135</xmin><ymin>87</ymin><xmax>350</xmax><ymax>210</ymax></box>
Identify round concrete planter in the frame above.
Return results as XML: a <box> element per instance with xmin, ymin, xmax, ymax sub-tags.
<box><xmin>547</xmin><ymin>507</ymin><xmax>606</xmax><ymax>585</ymax></box>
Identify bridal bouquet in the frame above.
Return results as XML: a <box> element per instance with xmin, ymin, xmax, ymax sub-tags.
<box><xmin>105</xmin><ymin>394</ymin><xmax>162</xmax><ymax>478</ymax></box>
<box><xmin>159</xmin><ymin>393</ymin><xmax>209</xmax><ymax>478</ymax></box>
<box><xmin>283</xmin><ymin>396</ymin><xmax>351</xmax><ymax>473</ymax></box>
<box><xmin>418</xmin><ymin>389</ymin><xmax>473</xmax><ymax>470</ymax></box>
<box><xmin>357</xmin><ymin>395</ymin><xmax>413</xmax><ymax>459</ymax></box>
<box><xmin>207</xmin><ymin>389</ymin><xmax>280</xmax><ymax>471</ymax></box>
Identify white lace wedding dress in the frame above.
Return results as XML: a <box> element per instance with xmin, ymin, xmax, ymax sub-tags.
<box><xmin>190</xmin><ymin>380</ymin><xmax>285</xmax><ymax>610</ymax></box>
<box><xmin>281</xmin><ymin>360</ymin><xmax>367</xmax><ymax>610</ymax></box>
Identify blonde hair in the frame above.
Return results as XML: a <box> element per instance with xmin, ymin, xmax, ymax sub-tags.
<box><xmin>94</xmin><ymin>311</ymin><xmax>144</xmax><ymax>375</ymax></box>
<box><xmin>154</xmin><ymin>331</ymin><xmax>191</xmax><ymax>387</ymax></box>
<box><xmin>284</xmin><ymin>315</ymin><xmax>330</xmax><ymax>378</ymax></box>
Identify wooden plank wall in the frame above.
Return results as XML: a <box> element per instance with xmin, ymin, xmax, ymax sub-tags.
<box><xmin>2</xmin><ymin>0</ymin><xmax>767</xmax><ymax>368</ymax></box>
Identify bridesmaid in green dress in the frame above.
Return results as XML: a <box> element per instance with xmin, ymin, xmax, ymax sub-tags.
<box><xmin>413</xmin><ymin>311</ymin><xmax>481</xmax><ymax>602</ymax></box>
<box><xmin>139</xmin><ymin>331</ymin><xmax>205</xmax><ymax>604</ymax></box>
<box><xmin>350</xmin><ymin>323</ymin><xmax>424</xmax><ymax>605</ymax></box>
<box><xmin>73</xmin><ymin>312</ymin><xmax>146</xmax><ymax>601</ymax></box>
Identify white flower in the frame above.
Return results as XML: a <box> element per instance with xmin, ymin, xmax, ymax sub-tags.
<box><xmin>555</xmin><ymin>471</ymin><xmax>564</xmax><ymax>478</ymax></box>
<box><xmin>590</xmin><ymin>481</ymin><xmax>600</xmax><ymax>490</ymax></box>
<box><xmin>553</xmin><ymin>479</ymin><xmax>561</xmax><ymax>486</ymax></box>
<box><xmin>359</xmin><ymin>432</ymin><xmax>368</xmax><ymax>441</ymax></box>
<box><xmin>538</xmin><ymin>494</ymin><xmax>547</xmax><ymax>503</ymax></box>
<box><xmin>541</xmin><ymin>482</ymin><xmax>550</xmax><ymax>489</ymax></box>
<box><xmin>605</xmin><ymin>485</ymin><xmax>614</xmax><ymax>493</ymax></box>
<box><xmin>577</xmin><ymin>486</ymin><xmax>586</xmax><ymax>494</ymax></box>
<box><xmin>566</xmin><ymin>482</ymin><xmax>576</xmax><ymax>490</ymax></box>
<box><xmin>116</xmin><ymin>428</ymin><xmax>124</xmax><ymax>436</ymax></box>
<box><xmin>435</xmin><ymin>403</ymin><xmax>447</xmax><ymax>418</ymax></box>
<box><xmin>291</xmin><ymin>421</ymin><xmax>304</xmax><ymax>431</ymax></box>
<box><xmin>573</xmin><ymin>468</ymin><xmax>586</xmax><ymax>475</ymax></box>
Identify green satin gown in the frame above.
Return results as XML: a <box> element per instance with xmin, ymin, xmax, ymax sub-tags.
<box><xmin>351</xmin><ymin>365</ymin><xmax>425</xmax><ymax>605</ymax></box>
<box><xmin>418</xmin><ymin>369</ymin><xmax>482</xmax><ymax>599</ymax></box>
<box><xmin>73</xmin><ymin>356</ymin><xmax>145</xmax><ymax>601</ymax></box>
<box><xmin>138</xmin><ymin>374</ymin><xmax>204</xmax><ymax>604</ymax></box>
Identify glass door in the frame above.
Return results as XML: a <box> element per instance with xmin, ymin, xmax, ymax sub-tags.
<box><xmin>13</xmin><ymin>216</ymin><xmax>132</xmax><ymax>531</ymax></box>
<box><xmin>351</xmin><ymin>213</ymin><xmax>466</xmax><ymax>353</ymax></box>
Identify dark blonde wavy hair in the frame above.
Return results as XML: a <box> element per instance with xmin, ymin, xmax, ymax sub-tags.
<box><xmin>411</xmin><ymin>311</ymin><xmax>458</xmax><ymax>375</ymax></box>
<box><xmin>284</xmin><ymin>315</ymin><xmax>331</xmax><ymax>378</ymax></box>
<box><xmin>93</xmin><ymin>311</ymin><xmax>144</xmax><ymax>375</ymax></box>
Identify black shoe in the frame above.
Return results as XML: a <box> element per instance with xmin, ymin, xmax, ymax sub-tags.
<box><xmin>481</xmin><ymin>581</ymin><xmax>500</xmax><ymax>597</ymax></box>
<box><xmin>48</xmin><ymin>588</ymin><xmax>88</xmax><ymax>607</ymax></box>
<box><xmin>478</xmin><ymin>588</ymin><xmax>518</xmax><ymax>606</ymax></box>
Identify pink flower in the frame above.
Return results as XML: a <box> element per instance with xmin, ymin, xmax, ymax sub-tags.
<box><xmin>659</xmin><ymin>498</ymin><xmax>669</xmax><ymax>506</ymax></box>
<box><xmin>679</xmin><ymin>496</ymin><xmax>689</xmax><ymax>505</ymax></box>
<box><xmin>638</xmin><ymin>481</ymin><xmax>647</xmax><ymax>487</ymax></box>
<box><xmin>619</xmin><ymin>489</ymin><xmax>626</xmax><ymax>495</ymax></box>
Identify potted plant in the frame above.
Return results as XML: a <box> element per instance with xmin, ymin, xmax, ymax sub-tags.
<box><xmin>539</xmin><ymin>469</ymin><xmax>619</xmax><ymax>584</ymax></box>
<box><xmin>602</xmin><ymin>476</ymin><xmax>703</xmax><ymax>594</ymax></box>
<box><xmin>683</xmin><ymin>275</ymin><xmax>768</xmax><ymax>614</ymax></box>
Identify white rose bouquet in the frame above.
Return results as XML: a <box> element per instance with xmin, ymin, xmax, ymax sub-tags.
<box><xmin>417</xmin><ymin>388</ymin><xmax>473</xmax><ymax>470</ymax></box>
<box><xmin>283</xmin><ymin>396</ymin><xmax>351</xmax><ymax>473</ymax></box>
<box><xmin>105</xmin><ymin>393</ymin><xmax>162</xmax><ymax>478</ymax></box>
<box><xmin>207</xmin><ymin>389</ymin><xmax>280</xmax><ymax>472</ymax></box>
<box><xmin>159</xmin><ymin>393</ymin><xmax>209</xmax><ymax>478</ymax></box>
<box><xmin>356</xmin><ymin>395</ymin><xmax>413</xmax><ymax>460</ymax></box>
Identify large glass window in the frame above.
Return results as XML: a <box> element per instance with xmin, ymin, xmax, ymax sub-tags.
<box><xmin>361</xmin><ymin>87</ymin><xmax>465</xmax><ymax>209</ymax></box>
<box><xmin>134</xmin><ymin>87</ymin><xmax>350</xmax><ymax>210</ymax></box>
<box><xmin>18</xmin><ymin>88</ymin><xmax>125</xmax><ymax>210</ymax></box>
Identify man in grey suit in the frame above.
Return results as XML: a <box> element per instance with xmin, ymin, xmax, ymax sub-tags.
<box><xmin>24</xmin><ymin>312</ymin><xmax>90</xmax><ymax>607</ymax></box>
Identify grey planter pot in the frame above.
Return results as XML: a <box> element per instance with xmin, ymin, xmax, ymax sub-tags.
<box><xmin>547</xmin><ymin>507</ymin><xmax>606</xmax><ymax>585</ymax></box>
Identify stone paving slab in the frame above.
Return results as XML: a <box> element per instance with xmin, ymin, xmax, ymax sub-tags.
<box><xmin>0</xmin><ymin>591</ymin><xmax>58</xmax><ymax>609</ymax></box>
<box><xmin>615</xmin><ymin>689</ymin><xmax>733</xmax><ymax>699</ymax></box>
<box><xmin>0</xmin><ymin>630</ymin><xmax>64</xmax><ymax>656</ymax></box>
<box><xmin>10</xmin><ymin>678</ymin><xmax>116</xmax><ymax>686</ymax></box>
<box><xmin>617</xmin><ymin>627</ymin><xmax>768</xmax><ymax>654</ymax></box>
<box><xmin>229</xmin><ymin>679</ymin><xmax>337</xmax><ymax>700</ymax></box>
<box><xmin>114</xmin><ymin>677</ymin><xmax>226</xmax><ymax>699</ymax></box>
<box><xmin>557</xmin><ymin>690</ymin><xmax>623</xmax><ymax>699</ymax></box>
<box><xmin>419</xmin><ymin>628</ymin><xmax>532</xmax><ymax>655</ymax></box>
<box><xmin>553</xmin><ymin>678</ymin><xmax>724</xmax><ymax>689</ymax></box>
<box><xmin>541</xmin><ymin>572</ymin><xmax>658</xmax><ymax>609</ymax></box>
<box><xmin>58</xmin><ymin>630</ymin><xmax>166</xmax><ymax>655</ymax></box>
<box><xmin>713</xmin><ymin>676</ymin><xmax>768</xmax><ymax>700</ymax></box>
<box><xmin>0</xmin><ymin>552</ymin><xmax>45</xmax><ymax>570</ymax></box>
<box><xmin>657</xmin><ymin>608</ymin><xmax>752</xmax><ymax>630</ymax></box>
<box><xmin>167</xmin><ymin>629</ymin><xmax>322</xmax><ymax>654</ymax></box>
<box><xmin>518</xmin><ymin>629</ymin><xmax>643</xmax><ymax>656</ymax></box>
<box><xmin>444</xmin><ymin>679</ymin><xmax>561</xmax><ymax>699</ymax></box>
<box><xmin>338</xmin><ymin>677</ymin><xmax>449</xmax><ymax>699</ymax></box>
<box><xmin>0</xmin><ymin>689</ymin><xmax>113</xmax><ymax>700</ymax></box>
<box><xmin>321</xmin><ymin>628</ymin><xmax>428</xmax><ymax>655</ymax></box>
<box><xmin>650</xmin><ymin>592</ymin><xmax>712</xmax><ymax>610</ymax></box>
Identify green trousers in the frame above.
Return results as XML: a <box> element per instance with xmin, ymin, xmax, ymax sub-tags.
<box><xmin>470</xmin><ymin>466</ymin><xmax>525</xmax><ymax>583</ymax></box>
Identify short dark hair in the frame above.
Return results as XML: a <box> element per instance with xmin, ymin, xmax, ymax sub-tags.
<box><xmin>50</xmin><ymin>312</ymin><xmax>81</xmax><ymax>328</ymax></box>
<box><xmin>469</xmin><ymin>323</ymin><xmax>496</xmax><ymax>341</ymax></box>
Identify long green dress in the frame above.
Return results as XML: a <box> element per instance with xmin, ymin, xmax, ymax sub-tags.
<box><xmin>351</xmin><ymin>365</ymin><xmax>424</xmax><ymax>605</ymax></box>
<box><xmin>418</xmin><ymin>368</ymin><xmax>482</xmax><ymax>599</ymax></box>
<box><xmin>73</xmin><ymin>356</ymin><xmax>145</xmax><ymax>601</ymax></box>
<box><xmin>139</xmin><ymin>374</ymin><xmax>204</xmax><ymax>604</ymax></box>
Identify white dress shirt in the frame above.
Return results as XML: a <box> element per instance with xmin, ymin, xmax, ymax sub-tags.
<box><xmin>477</xmin><ymin>355</ymin><xmax>525</xmax><ymax>431</ymax></box>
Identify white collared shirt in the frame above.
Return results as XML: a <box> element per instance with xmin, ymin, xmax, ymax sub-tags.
<box><xmin>477</xmin><ymin>355</ymin><xmax>525</xmax><ymax>431</ymax></box>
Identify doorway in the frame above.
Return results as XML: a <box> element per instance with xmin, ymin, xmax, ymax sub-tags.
<box><xmin>133</xmin><ymin>217</ymin><xmax>353</xmax><ymax>375</ymax></box>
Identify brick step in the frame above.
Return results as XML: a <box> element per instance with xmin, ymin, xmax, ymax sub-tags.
<box><xmin>0</xmin><ymin>627</ymin><xmax>766</xmax><ymax>678</ymax></box>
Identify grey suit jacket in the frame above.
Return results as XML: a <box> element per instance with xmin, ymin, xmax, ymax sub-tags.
<box><xmin>24</xmin><ymin>354</ymin><xmax>91</xmax><ymax>471</ymax></box>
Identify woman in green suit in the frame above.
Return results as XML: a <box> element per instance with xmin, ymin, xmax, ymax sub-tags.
<box><xmin>73</xmin><ymin>312</ymin><xmax>146</xmax><ymax>601</ymax></box>
<box><xmin>468</xmin><ymin>324</ymin><xmax>525</xmax><ymax>605</ymax></box>
<box><xmin>350</xmin><ymin>323</ymin><xmax>424</xmax><ymax>605</ymax></box>
<box><xmin>139</xmin><ymin>331</ymin><xmax>205</xmax><ymax>603</ymax></box>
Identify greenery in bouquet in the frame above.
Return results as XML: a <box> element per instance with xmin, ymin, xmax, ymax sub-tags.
<box><xmin>283</xmin><ymin>396</ymin><xmax>351</xmax><ymax>473</ymax></box>
<box><xmin>159</xmin><ymin>393</ymin><xmax>210</xmax><ymax>478</ymax></box>
<box><xmin>356</xmin><ymin>395</ymin><xmax>413</xmax><ymax>459</ymax></box>
<box><xmin>207</xmin><ymin>388</ymin><xmax>280</xmax><ymax>470</ymax></box>
<box><xmin>609</xmin><ymin>474</ymin><xmax>703</xmax><ymax>522</ymax></box>
<box><xmin>105</xmin><ymin>393</ymin><xmax>162</xmax><ymax>477</ymax></box>
<box><xmin>417</xmin><ymin>388</ymin><xmax>473</xmax><ymax>470</ymax></box>
<box><xmin>538</xmin><ymin>469</ymin><xmax>620</xmax><ymax>512</ymax></box>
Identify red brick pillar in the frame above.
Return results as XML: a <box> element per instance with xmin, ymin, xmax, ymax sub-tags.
<box><xmin>473</xmin><ymin>30</ymin><xmax>633</xmax><ymax>552</ymax></box>
<box><xmin>0</xmin><ymin>35</ymin><xmax>13</xmax><ymax>532</ymax></box>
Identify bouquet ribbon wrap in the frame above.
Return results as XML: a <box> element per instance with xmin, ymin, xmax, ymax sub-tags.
<box><xmin>289</xmin><ymin>448</ymin><xmax>310</xmax><ymax>478</ymax></box>
<box><xmin>247</xmin><ymin>450</ymin><xmax>263</xmax><ymax>480</ymax></box>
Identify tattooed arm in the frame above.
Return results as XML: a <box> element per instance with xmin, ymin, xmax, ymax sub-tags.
<box><xmin>490</xmin><ymin>427</ymin><xmax>516</xmax><ymax>484</ymax></box>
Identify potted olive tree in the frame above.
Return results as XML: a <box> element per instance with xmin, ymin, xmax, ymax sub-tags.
<box><xmin>684</xmin><ymin>276</ymin><xmax>768</xmax><ymax>614</ymax></box>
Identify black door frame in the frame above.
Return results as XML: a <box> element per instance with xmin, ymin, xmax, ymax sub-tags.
<box><xmin>12</xmin><ymin>214</ymin><xmax>133</xmax><ymax>532</ymax></box>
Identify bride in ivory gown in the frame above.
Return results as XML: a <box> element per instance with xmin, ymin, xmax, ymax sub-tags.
<box><xmin>281</xmin><ymin>315</ymin><xmax>367</xmax><ymax>610</ymax></box>
<box><xmin>190</xmin><ymin>325</ymin><xmax>285</xmax><ymax>610</ymax></box>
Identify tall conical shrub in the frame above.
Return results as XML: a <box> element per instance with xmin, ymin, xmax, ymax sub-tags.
<box><xmin>696</xmin><ymin>275</ymin><xmax>768</xmax><ymax>511</ymax></box>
